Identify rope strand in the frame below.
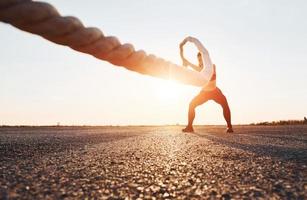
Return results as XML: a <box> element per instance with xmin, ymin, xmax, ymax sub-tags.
<box><xmin>0</xmin><ymin>0</ymin><xmax>209</xmax><ymax>87</ymax></box>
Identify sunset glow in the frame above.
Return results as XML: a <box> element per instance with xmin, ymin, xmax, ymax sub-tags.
<box><xmin>0</xmin><ymin>1</ymin><xmax>306</xmax><ymax>199</ymax></box>
<box><xmin>0</xmin><ymin>0</ymin><xmax>306</xmax><ymax>125</ymax></box>
<box><xmin>154</xmin><ymin>81</ymin><xmax>185</xmax><ymax>103</ymax></box>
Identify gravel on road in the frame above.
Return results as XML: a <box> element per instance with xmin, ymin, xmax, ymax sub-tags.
<box><xmin>0</xmin><ymin>125</ymin><xmax>306</xmax><ymax>199</ymax></box>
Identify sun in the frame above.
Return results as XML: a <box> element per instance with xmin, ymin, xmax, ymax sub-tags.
<box><xmin>154</xmin><ymin>80</ymin><xmax>184</xmax><ymax>102</ymax></box>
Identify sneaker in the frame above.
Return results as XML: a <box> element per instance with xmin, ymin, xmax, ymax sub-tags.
<box><xmin>182</xmin><ymin>126</ymin><xmax>194</xmax><ymax>133</ymax></box>
<box><xmin>226</xmin><ymin>127</ymin><xmax>234</xmax><ymax>133</ymax></box>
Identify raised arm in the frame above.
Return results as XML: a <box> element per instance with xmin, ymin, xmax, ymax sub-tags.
<box><xmin>185</xmin><ymin>36</ymin><xmax>208</xmax><ymax>54</ymax></box>
<box><xmin>185</xmin><ymin>36</ymin><xmax>213</xmax><ymax>77</ymax></box>
<box><xmin>186</xmin><ymin>60</ymin><xmax>202</xmax><ymax>72</ymax></box>
<box><xmin>179</xmin><ymin>43</ymin><xmax>185</xmax><ymax>63</ymax></box>
<box><xmin>179</xmin><ymin>41</ymin><xmax>202</xmax><ymax>71</ymax></box>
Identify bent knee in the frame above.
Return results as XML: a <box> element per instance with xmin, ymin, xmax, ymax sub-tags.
<box><xmin>189</xmin><ymin>101</ymin><xmax>198</xmax><ymax>109</ymax></box>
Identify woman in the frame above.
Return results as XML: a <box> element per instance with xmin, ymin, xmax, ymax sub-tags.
<box><xmin>180</xmin><ymin>36</ymin><xmax>233</xmax><ymax>133</ymax></box>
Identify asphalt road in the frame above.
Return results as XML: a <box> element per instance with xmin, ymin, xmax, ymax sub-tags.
<box><xmin>0</xmin><ymin>125</ymin><xmax>306</xmax><ymax>199</ymax></box>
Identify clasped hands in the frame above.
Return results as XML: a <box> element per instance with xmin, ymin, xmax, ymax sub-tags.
<box><xmin>179</xmin><ymin>36</ymin><xmax>195</xmax><ymax>67</ymax></box>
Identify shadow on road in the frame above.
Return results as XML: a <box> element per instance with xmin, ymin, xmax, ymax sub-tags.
<box><xmin>193</xmin><ymin>132</ymin><xmax>307</xmax><ymax>164</ymax></box>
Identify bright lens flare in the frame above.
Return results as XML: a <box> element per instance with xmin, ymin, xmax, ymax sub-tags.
<box><xmin>154</xmin><ymin>80</ymin><xmax>184</xmax><ymax>102</ymax></box>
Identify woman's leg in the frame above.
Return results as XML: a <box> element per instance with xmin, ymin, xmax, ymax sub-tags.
<box><xmin>212</xmin><ymin>88</ymin><xmax>233</xmax><ymax>132</ymax></box>
<box><xmin>183</xmin><ymin>91</ymin><xmax>211</xmax><ymax>132</ymax></box>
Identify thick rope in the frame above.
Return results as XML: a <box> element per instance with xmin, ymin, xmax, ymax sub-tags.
<box><xmin>0</xmin><ymin>0</ymin><xmax>209</xmax><ymax>87</ymax></box>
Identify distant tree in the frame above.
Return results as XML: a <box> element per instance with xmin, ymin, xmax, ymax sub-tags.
<box><xmin>250</xmin><ymin>118</ymin><xmax>307</xmax><ymax>126</ymax></box>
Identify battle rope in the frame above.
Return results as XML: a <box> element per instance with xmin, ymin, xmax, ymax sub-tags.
<box><xmin>0</xmin><ymin>0</ymin><xmax>209</xmax><ymax>87</ymax></box>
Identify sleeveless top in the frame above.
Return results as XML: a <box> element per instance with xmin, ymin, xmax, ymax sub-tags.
<box><xmin>202</xmin><ymin>65</ymin><xmax>216</xmax><ymax>91</ymax></box>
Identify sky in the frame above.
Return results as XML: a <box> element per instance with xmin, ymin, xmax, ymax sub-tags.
<box><xmin>1</xmin><ymin>0</ymin><xmax>307</xmax><ymax>125</ymax></box>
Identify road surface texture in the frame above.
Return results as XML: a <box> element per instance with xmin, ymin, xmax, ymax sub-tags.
<box><xmin>0</xmin><ymin>125</ymin><xmax>306</xmax><ymax>199</ymax></box>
